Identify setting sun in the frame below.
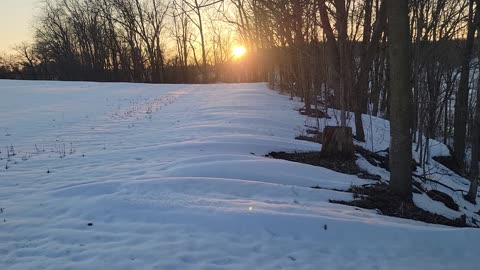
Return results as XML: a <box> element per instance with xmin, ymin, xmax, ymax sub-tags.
<box><xmin>232</xmin><ymin>45</ymin><xmax>246</xmax><ymax>58</ymax></box>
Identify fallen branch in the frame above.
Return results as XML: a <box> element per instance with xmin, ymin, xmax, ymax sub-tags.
<box><xmin>413</xmin><ymin>173</ymin><xmax>466</xmax><ymax>194</ymax></box>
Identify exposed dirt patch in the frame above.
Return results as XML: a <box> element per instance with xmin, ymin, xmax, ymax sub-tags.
<box><xmin>426</xmin><ymin>189</ymin><xmax>460</xmax><ymax>211</ymax></box>
<box><xmin>310</xmin><ymin>185</ymin><xmax>346</xmax><ymax>192</ymax></box>
<box><xmin>355</xmin><ymin>146</ymin><xmax>419</xmax><ymax>172</ymax></box>
<box><xmin>330</xmin><ymin>183</ymin><xmax>468</xmax><ymax>227</ymax></box>
<box><xmin>299</xmin><ymin>108</ymin><xmax>329</xmax><ymax>118</ymax></box>
<box><xmin>267</xmin><ymin>151</ymin><xmax>381</xmax><ymax>181</ymax></box>
<box><xmin>355</xmin><ymin>146</ymin><xmax>389</xmax><ymax>168</ymax></box>
<box><xmin>411</xmin><ymin>181</ymin><xmax>425</xmax><ymax>194</ymax></box>
<box><xmin>295</xmin><ymin>135</ymin><xmax>323</xmax><ymax>144</ymax></box>
<box><xmin>305</xmin><ymin>128</ymin><xmax>322</xmax><ymax>136</ymax></box>
<box><xmin>432</xmin><ymin>156</ymin><xmax>462</xmax><ymax>176</ymax></box>
<box><xmin>295</xmin><ymin>129</ymin><xmax>323</xmax><ymax>144</ymax></box>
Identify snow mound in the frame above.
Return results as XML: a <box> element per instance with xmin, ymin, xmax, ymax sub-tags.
<box><xmin>0</xmin><ymin>80</ymin><xmax>478</xmax><ymax>269</ymax></box>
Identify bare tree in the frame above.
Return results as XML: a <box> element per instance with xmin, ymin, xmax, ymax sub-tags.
<box><xmin>466</xmin><ymin>71</ymin><xmax>480</xmax><ymax>203</ymax></box>
<box><xmin>454</xmin><ymin>0</ymin><xmax>477</xmax><ymax>172</ymax></box>
<box><xmin>14</xmin><ymin>42</ymin><xmax>38</xmax><ymax>79</ymax></box>
<box><xmin>182</xmin><ymin>0</ymin><xmax>223</xmax><ymax>82</ymax></box>
<box><xmin>172</xmin><ymin>0</ymin><xmax>192</xmax><ymax>82</ymax></box>
<box><xmin>466</xmin><ymin>0</ymin><xmax>480</xmax><ymax>203</ymax></box>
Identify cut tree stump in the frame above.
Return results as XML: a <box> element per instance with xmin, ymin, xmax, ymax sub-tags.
<box><xmin>321</xmin><ymin>126</ymin><xmax>354</xmax><ymax>159</ymax></box>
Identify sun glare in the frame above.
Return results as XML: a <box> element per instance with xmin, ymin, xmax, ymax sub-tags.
<box><xmin>232</xmin><ymin>45</ymin><xmax>246</xmax><ymax>59</ymax></box>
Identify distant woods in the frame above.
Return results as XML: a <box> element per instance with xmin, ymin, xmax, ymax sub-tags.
<box><xmin>1</xmin><ymin>0</ymin><xmax>261</xmax><ymax>83</ymax></box>
<box><xmin>1</xmin><ymin>0</ymin><xmax>480</xmax><ymax>201</ymax></box>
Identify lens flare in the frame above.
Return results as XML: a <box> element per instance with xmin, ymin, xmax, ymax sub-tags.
<box><xmin>232</xmin><ymin>45</ymin><xmax>246</xmax><ymax>58</ymax></box>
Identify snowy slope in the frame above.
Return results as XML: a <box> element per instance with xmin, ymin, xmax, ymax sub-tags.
<box><xmin>307</xmin><ymin>107</ymin><xmax>480</xmax><ymax>224</ymax></box>
<box><xmin>0</xmin><ymin>80</ymin><xmax>478</xmax><ymax>269</ymax></box>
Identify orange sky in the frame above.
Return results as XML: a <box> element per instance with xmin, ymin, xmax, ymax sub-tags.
<box><xmin>0</xmin><ymin>0</ymin><xmax>38</xmax><ymax>53</ymax></box>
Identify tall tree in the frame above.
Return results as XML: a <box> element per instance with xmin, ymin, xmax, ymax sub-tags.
<box><xmin>453</xmin><ymin>0</ymin><xmax>477</xmax><ymax>172</ymax></box>
<box><xmin>466</xmin><ymin>70</ymin><xmax>480</xmax><ymax>203</ymax></box>
<box><xmin>353</xmin><ymin>0</ymin><xmax>386</xmax><ymax>142</ymax></box>
<box><xmin>173</xmin><ymin>0</ymin><xmax>192</xmax><ymax>82</ymax></box>
<box><xmin>466</xmin><ymin>0</ymin><xmax>480</xmax><ymax>203</ymax></box>
<box><xmin>387</xmin><ymin>0</ymin><xmax>412</xmax><ymax>200</ymax></box>
<box><xmin>182</xmin><ymin>0</ymin><xmax>222</xmax><ymax>82</ymax></box>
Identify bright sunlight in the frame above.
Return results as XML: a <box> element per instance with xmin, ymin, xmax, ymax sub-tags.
<box><xmin>232</xmin><ymin>45</ymin><xmax>246</xmax><ymax>59</ymax></box>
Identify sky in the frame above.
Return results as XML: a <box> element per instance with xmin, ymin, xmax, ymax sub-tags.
<box><xmin>0</xmin><ymin>0</ymin><xmax>38</xmax><ymax>53</ymax></box>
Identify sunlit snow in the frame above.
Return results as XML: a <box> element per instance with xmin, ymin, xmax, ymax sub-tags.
<box><xmin>0</xmin><ymin>80</ymin><xmax>478</xmax><ymax>269</ymax></box>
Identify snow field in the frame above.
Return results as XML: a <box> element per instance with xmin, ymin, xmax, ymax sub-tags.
<box><xmin>0</xmin><ymin>80</ymin><xmax>478</xmax><ymax>269</ymax></box>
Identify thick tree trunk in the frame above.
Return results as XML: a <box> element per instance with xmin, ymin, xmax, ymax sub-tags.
<box><xmin>466</xmin><ymin>4</ymin><xmax>480</xmax><ymax>203</ymax></box>
<box><xmin>387</xmin><ymin>0</ymin><xmax>412</xmax><ymax>200</ymax></box>
<box><xmin>336</xmin><ymin>0</ymin><xmax>351</xmax><ymax>128</ymax></box>
<box><xmin>454</xmin><ymin>0</ymin><xmax>476</xmax><ymax>172</ymax></box>
<box><xmin>466</xmin><ymin>99</ymin><xmax>480</xmax><ymax>203</ymax></box>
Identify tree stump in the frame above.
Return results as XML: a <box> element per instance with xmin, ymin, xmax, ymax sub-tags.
<box><xmin>321</xmin><ymin>126</ymin><xmax>354</xmax><ymax>159</ymax></box>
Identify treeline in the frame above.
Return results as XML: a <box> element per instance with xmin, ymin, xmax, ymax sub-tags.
<box><xmin>2</xmin><ymin>0</ymin><xmax>265</xmax><ymax>83</ymax></box>
<box><xmin>225</xmin><ymin>0</ymin><xmax>479</xmax><ymax>202</ymax></box>
<box><xmin>1</xmin><ymin>0</ymin><xmax>479</xmax><ymax>202</ymax></box>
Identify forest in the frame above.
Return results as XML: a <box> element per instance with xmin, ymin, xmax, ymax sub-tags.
<box><xmin>0</xmin><ymin>0</ymin><xmax>479</xmax><ymax>204</ymax></box>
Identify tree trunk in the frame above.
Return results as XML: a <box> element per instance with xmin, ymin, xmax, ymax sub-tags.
<box><xmin>466</xmin><ymin>3</ymin><xmax>480</xmax><ymax>203</ymax></box>
<box><xmin>387</xmin><ymin>0</ymin><xmax>412</xmax><ymax>200</ymax></box>
<box><xmin>196</xmin><ymin>1</ymin><xmax>208</xmax><ymax>83</ymax></box>
<box><xmin>454</xmin><ymin>0</ymin><xmax>476</xmax><ymax>172</ymax></box>
<box><xmin>466</xmin><ymin>91</ymin><xmax>480</xmax><ymax>203</ymax></box>
<box><xmin>353</xmin><ymin>0</ymin><xmax>380</xmax><ymax>142</ymax></box>
<box><xmin>336</xmin><ymin>0</ymin><xmax>351</xmax><ymax>127</ymax></box>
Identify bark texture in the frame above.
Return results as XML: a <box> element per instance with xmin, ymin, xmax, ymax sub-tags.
<box><xmin>386</xmin><ymin>0</ymin><xmax>412</xmax><ymax>200</ymax></box>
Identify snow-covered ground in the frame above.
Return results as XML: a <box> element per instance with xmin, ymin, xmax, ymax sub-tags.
<box><xmin>0</xmin><ymin>80</ymin><xmax>478</xmax><ymax>269</ymax></box>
